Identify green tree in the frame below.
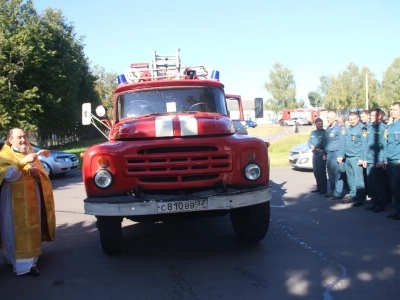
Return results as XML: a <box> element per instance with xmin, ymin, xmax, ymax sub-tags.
<box><xmin>0</xmin><ymin>0</ymin><xmax>41</xmax><ymax>130</ymax></box>
<box><xmin>325</xmin><ymin>75</ymin><xmax>346</xmax><ymax>111</ymax></box>
<box><xmin>264</xmin><ymin>63</ymin><xmax>298</xmax><ymax>112</ymax></box>
<box><xmin>314</xmin><ymin>75</ymin><xmax>331</xmax><ymax>108</ymax></box>
<box><xmin>363</xmin><ymin>67</ymin><xmax>379</xmax><ymax>110</ymax></box>
<box><xmin>0</xmin><ymin>0</ymin><xmax>99</xmax><ymax>140</ymax></box>
<box><xmin>26</xmin><ymin>8</ymin><xmax>99</xmax><ymax>140</ymax></box>
<box><xmin>308</xmin><ymin>91</ymin><xmax>323</xmax><ymax>108</ymax></box>
<box><xmin>380</xmin><ymin>57</ymin><xmax>400</xmax><ymax>108</ymax></box>
<box><xmin>91</xmin><ymin>65</ymin><xmax>117</xmax><ymax>117</ymax></box>
<box><xmin>323</xmin><ymin>64</ymin><xmax>379</xmax><ymax>112</ymax></box>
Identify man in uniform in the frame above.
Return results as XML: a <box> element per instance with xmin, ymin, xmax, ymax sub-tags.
<box><xmin>360</xmin><ymin>110</ymin><xmax>372</xmax><ymax>128</ymax></box>
<box><xmin>337</xmin><ymin>116</ymin><xmax>346</xmax><ymax>125</ymax></box>
<box><xmin>360</xmin><ymin>110</ymin><xmax>371</xmax><ymax>198</ymax></box>
<box><xmin>363</xmin><ymin>109</ymin><xmax>387</xmax><ymax>212</ymax></box>
<box><xmin>308</xmin><ymin>118</ymin><xmax>327</xmax><ymax>194</ymax></box>
<box><xmin>338</xmin><ymin>112</ymin><xmax>366</xmax><ymax>207</ymax></box>
<box><xmin>321</xmin><ymin>111</ymin><xmax>345</xmax><ymax>200</ymax></box>
<box><xmin>379</xmin><ymin>109</ymin><xmax>393</xmax><ymax>205</ymax></box>
<box><xmin>337</xmin><ymin>115</ymin><xmax>349</xmax><ymax>194</ymax></box>
<box><xmin>384</xmin><ymin>102</ymin><xmax>400</xmax><ymax>220</ymax></box>
<box><xmin>380</xmin><ymin>110</ymin><xmax>389</xmax><ymax>125</ymax></box>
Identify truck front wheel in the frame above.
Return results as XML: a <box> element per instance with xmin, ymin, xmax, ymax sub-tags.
<box><xmin>229</xmin><ymin>201</ymin><xmax>270</xmax><ymax>243</ymax></box>
<box><xmin>96</xmin><ymin>216</ymin><xmax>123</xmax><ymax>255</ymax></box>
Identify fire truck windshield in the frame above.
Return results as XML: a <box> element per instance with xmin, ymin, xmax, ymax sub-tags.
<box><xmin>117</xmin><ymin>87</ymin><xmax>227</xmax><ymax>119</ymax></box>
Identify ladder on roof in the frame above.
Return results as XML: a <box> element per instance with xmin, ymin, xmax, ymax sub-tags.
<box><xmin>152</xmin><ymin>49</ymin><xmax>181</xmax><ymax>79</ymax></box>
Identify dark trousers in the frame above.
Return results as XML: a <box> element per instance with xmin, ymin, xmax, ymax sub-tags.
<box><xmin>326</xmin><ymin>151</ymin><xmax>343</xmax><ymax>197</ymax></box>
<box><xmin>387</xmin><ymin>163</ymin><xmax>400</xmax><ymax>212</ymax></box>
<box><xmin>363</xmin><ymin>167</ymin><xmax>369</xmax><ymax>197</ymax></box>
<box><xmin>366</xmin><ymin>164</ymin><xmax>387</xmax><ymax>207</ymax></box>
<box><xmin>345</xmin><ymin>156</ymin><xmax>365</xmax><ymax>201</ymax></box>
<box><xmin>312</xmin><ymin>154</ymin><xmax>327</xmax><ymax>192</ymax></box>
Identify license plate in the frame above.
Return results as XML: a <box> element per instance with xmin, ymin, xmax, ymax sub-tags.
<box><xmin>72</xmin><ymin>161</ymin><xmax>78</xmax><ymax>166</ymax></box>
<box><xmin>157</xmin><ymin>199</ymin><xmax>208</xmax><ymax>213</ymax></box>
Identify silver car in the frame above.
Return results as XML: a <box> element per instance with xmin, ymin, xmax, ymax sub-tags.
<box><xmin>288</xmin><ymin>142</ymin><xmax>313</xmax><ymax>170</ymax></box>
<box><xmin>287</xmin><ymin>117</ymin><xmax>311</xmax><ymax>126</ymax></box>
<box><xmin>32</xmin><ymin>145</ymin><xmax>79</xmax><ymax>177</ymax></box>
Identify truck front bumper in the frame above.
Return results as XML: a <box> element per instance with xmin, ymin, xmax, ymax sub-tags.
<box><xmin>84</xmin><ymin>186</ymin><xmax>272</xmax><ymax>216</ymax></box>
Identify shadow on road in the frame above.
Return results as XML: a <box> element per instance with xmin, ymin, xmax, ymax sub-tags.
<box><xmin>50</xmin><ymin>170</ymin><xmax>83</xmax><ymax>190</ymax></box>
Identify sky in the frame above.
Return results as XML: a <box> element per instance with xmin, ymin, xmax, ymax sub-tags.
<box><xmin>34</xmin><ymin>0</ymin><xmax>400</xmax><ymax>106</ymax></box>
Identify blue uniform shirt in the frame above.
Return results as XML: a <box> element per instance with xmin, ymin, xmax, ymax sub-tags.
<box><xmin>386</xmin><ymin>118</ymin><xmax>400</xmax><ymax>163</ymax></box>
<box><xmin>363</xmin><ymin>121</ymin><xmax>372</xmax><ymax>130</ymax></box>
<box><xmin>322</xmin><ymin>121</ymin><xmax>345</xmax><ymax>152</ymax></box>
<box><xmin>308</xmin><ymin>129</ymin><xmax>326</xmax><ymax>149</ymax></box>
<box><xmin>363</xmin><ymin>122</ymin><xmax>387</xmax><ymax>163</ymax></box>
<box><xmin>339</xmin><ymin>122</ymin><xmax>364</xmax><ymax>158</ymax></box>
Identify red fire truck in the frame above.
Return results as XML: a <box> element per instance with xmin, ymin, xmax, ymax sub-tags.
<box><xmin>81</xmin><ymin>50</ymin><xmax>272</xmax><ymax>255</ymax></box>
<box><xmin>278</xmin><ymin>108</ymin><xmax>321</xmax><ymax>125</ymax></box>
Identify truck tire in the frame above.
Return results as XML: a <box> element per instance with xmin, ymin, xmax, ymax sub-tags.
<box><xmin>229</xmin><ymin>201</ymin><xmax>270</xmax><ymax>243</ymax></box>
<box><xmin>96</xmin><ymin>216</ymin><xmax>123</xmax><ymax>255</ymax></box>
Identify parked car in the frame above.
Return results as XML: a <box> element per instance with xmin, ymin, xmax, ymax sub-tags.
<box><xmin>31</xmin><ymin>145</ymin><xmax>79</xmax><ymax>177</ymax></box>
<box><xmin>288</xmin><ymin>142</ymin><xmax>313</xmax><ymax>170</ymax></box>
<box><xmin>245</xmin><ymin>119</ymin><xmax>258</xmax><ymax>128</ymax></box>
<box><xmin>283</xmin><ymin>117</ymin><xmax>310</xmax><ymax>126</ymax></box>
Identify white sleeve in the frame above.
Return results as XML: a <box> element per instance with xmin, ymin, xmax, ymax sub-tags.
<box><xmin>3</xmin><ymin>166</ymin><xmax>22</xmax><ymax>183</ymax></box>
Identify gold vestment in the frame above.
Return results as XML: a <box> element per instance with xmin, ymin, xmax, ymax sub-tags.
<box><xmin>0</xmin><ymin>144</ymin><xmax>56</xmax><ymax>259</ymax></box>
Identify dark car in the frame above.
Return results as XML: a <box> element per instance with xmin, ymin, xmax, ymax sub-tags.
<box><xmin>245</xmin><ymin>119</ymin><xmax>258</xmax><ymax>128</ymax></box>
<box><xmin>31</xmin><ymin>145</ymin><xmax>79</xmax><ymax>177</ymax></box>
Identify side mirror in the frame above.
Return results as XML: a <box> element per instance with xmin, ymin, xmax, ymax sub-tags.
<box><xmin>82</xmin><ymin>103</ymin><xmax>92</xmax><ymax>125</ymax></box>
<box><xmin>255</xmin><ymin>98</ymin><xmax>263</xmax><ymax>118</ymax></box>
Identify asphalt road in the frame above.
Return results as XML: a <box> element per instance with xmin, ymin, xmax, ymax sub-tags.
<box><xmin>1</xmin><ymin>168</ymin><xmax>400</xmax><ymax>300</ymax></box>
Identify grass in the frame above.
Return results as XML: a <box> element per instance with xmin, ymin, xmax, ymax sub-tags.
<box><xmin>57</xmin><ymin>125</ymin><xmax>310</xmax><ymax>169</ymax></box>
<box><xmin>246</xmin><ymin>124</ymin><xmax>283</xmax><ymax>136</ymax></box>
<box><xmin>268</xmin><ymin>133</ymin><xmax>310</xmax><ymax>167</ymax></box>
<box><xmin>248</xmin><ymin>123</ymin><xmax>312</xmax><ymax>167</ymax></box>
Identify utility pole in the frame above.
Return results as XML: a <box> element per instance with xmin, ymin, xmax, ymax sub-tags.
<box><xmin>365</xmin><ymin>70</ymin><xmax>369</xmax><ymax>110</ymax></box>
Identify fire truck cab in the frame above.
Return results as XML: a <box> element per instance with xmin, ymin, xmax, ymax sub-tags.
<box><xmin>81</xmin><ymin>50</ymin><xmax>272</xmax><ymax>255</ymax></box>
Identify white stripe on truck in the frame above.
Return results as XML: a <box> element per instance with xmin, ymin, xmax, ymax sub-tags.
<box><xmin>178</xmin><ymin>115</ymin><xmax>198</xmax><ymax>136</ymax></box>
<box><xmin>155</xmin><ymin>116</ymin><xmax>173</xmax><ymax>137</ymax></box>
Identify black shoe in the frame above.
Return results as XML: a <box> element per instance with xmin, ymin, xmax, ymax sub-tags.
<box><xmin>372</xmin><ymin>207</ymin><xmax>385</xmax><ymax>213</ymax></box>
<box><xmin>20</xmin><ymin>267</ymin><xmax>40</xmax><ymax>277</ymax></box>
<box><xmin>393</xmin><ymin>214</ymin><xmax>400</xmax><ymax>220</ymax></box>
<box><xmin>351</xmin><ymin>201</ymin><xmax>363</xmax><ymax>207</ymax></box>
<box><xmin>325</xmin><ymin>194</ymin><xmax>333</xmax><ymax>198</ymax></box>
<box><xmin>311</xmin><ymin>189</ymin><xmax>320</xmax><ymax>193</ymax></box>
<box><xmin>319</xmin><ymin>191</ymin><xmax>327</xmax><ymax>195</ymax></box>
<box><xmin>386</xmin><ymin>212</ymin><xmax>400</xmax><ymax>218</ymax></box>
<box><xmin>331</xmin><ymin>196</ymin><xmax>342</xmax><ymax>200</ymax></box>
<box><xmin>365</xmin><ymin>205</ymin><xmax>376</xmax><ymax>211</ymax></box>
<box><xmin>342</xmin><ymin>196</ymin><xmax>355</xmax><ymax>203</ymax></box>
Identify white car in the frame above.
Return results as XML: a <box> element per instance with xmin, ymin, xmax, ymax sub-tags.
<box><xmin>288</xmin><ymin>142</ymin><xmax>313</xmax><ymax>170</ymax></box>
<box><xmin>283</xmin><ymin>117</ymin><xmax>310</xmax><ymax>126</ymax></box>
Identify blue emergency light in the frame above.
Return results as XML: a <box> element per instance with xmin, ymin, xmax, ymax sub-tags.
<box><xmin>211</xmin><ymin>70</ymin><xmax>220</xmax><ymax>81</ymax></box>
<box><xmin>117</xmin><ymin>74</ymin><xmax>128</xmax><ymax>85</ymax></box>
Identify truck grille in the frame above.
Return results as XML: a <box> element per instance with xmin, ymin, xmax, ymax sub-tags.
<box><xmin>125</xmin><ymin>146</ymin><xmax>232</xmax><ymax>183</ymax></box>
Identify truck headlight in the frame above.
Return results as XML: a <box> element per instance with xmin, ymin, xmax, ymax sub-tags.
<box><xmin>94</xmin><ymin>169</ymin><xmax>113</xmax><ymax>188</ymax></box>
<box><xmin>244</xmin><ymin>163</ymin><xmax>261</xmax><ymax>181</ymax></box>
